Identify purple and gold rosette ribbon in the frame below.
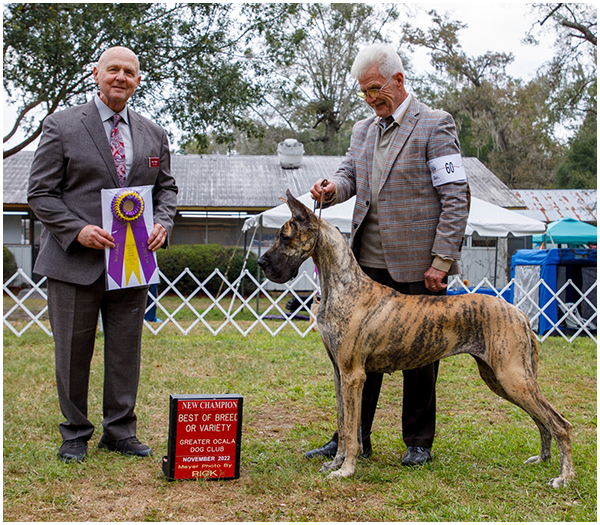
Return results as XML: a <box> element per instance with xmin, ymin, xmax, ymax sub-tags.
<box><xmin>108</xmin><ymin>190</ymin><xmax>156</xmax><ymax>287</ymax></box>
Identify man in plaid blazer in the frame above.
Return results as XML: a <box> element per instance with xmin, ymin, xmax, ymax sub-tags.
<box><xmin>307</xmin><ymin>43</ymin><xmax>470</xmax><ymax>466</ymax></box>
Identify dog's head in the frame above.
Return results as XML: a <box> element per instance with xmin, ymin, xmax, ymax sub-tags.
<box><xmin>257</xmin><ymin>190</ymin><xmax>319</xmax><ymax>283</ymax></box>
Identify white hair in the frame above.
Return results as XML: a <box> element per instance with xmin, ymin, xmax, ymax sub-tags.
<box><xmin>350</xmin><ymin>43</ymin><xmax>405</xmax><ymax>80</ymax></box>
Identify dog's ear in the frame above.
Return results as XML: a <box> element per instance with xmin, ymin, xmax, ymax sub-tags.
<box><xmin>285</xmin><ymin>189</ymin><xmax>313</xmax><ymax>223</ymax></box>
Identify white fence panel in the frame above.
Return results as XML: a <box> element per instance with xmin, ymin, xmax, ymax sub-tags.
<box><xmin>4</xmin><ymin>268</ymin><xmax>596</xmax><ymax>343</ymax></box>
<box><xmin>3</xmin><ymin>269</ymin><xmax>51</xmax><ymax>337</ymax></box>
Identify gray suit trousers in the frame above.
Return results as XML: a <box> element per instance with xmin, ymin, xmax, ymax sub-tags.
<box><xmin>47</xmin><ymin>275</ymin><xmax>148</xmax><ymax>442</ymax></box>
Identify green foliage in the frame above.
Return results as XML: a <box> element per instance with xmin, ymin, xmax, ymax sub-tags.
<box><xmin>3</xmin><ymin>3</ymin><xmax>173</xmax><ymax>155</ymax></box>
<box><xmin>157</xmin><ymin>3</ymin><xmax>297</xmax><ymax>152</ymax></box>
<box><xmin>231</xmin><ymin>3</ymin><xmax>403</xmax><ymax>155</ymax></box>
<box><xmin>451</xmin><ymin>112</ymin><xmax>493</xmax><ymax>162</ymax></box>
<box><xmin>404</xmin><ymin>10</ymin><xmax>514</xmax><ymax>88</ymax></box>
<box><xmin>407</xmin><ymin>10</ymin><xmax>565</xmax><ymax>189</ymax></box>
<box><xmin>3</xmin><ymin>3</ymin><xmax>297</xmax><ymax>157</ymax></box>
<box><xmin>526</xmin><ymin>4</ymin><xmax>597</xmax><ymax>126</ymax></box>
<box><xmin>156</xmin><ymin>244</ymin><xmax>258</xmax><ymax>295</ymax></box>
<box><xmin>5</xmin><ymin>1</ymin><xmax>596</xmax><ymax>186</ymax></box>
<box><xmin>555</xmin><ymin>86</ymin><xmax>597</xmax><ymax>189</ymax></box>
<box><xmin>3</xmin><ymin>246</ymin><xmax>18</xmax><ymax>281</ymax></box>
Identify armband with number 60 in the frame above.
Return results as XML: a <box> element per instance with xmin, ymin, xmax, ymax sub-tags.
<box><xmin>427</xmin><ymin>154</ymin><xmax>467</xmax><ymax>187</ymax></box>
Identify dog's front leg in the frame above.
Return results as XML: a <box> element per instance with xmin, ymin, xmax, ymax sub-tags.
<box><xmin>320</xmin><ymin>362</ymin><xmax>345</xmax><ymax>472</ymax></box>
<box><xmin>327</xmin><ymin>367</ymin><xmax>365</xmax><ymax>479</ymax></box>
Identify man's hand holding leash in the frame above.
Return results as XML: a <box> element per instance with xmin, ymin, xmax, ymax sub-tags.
<box><xmin>310</xmin><ymin>179</ymin><xmax>336</xmax><ymax>205</ymax></box>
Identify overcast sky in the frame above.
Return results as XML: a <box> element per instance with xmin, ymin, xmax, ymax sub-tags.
<box><xmin>3</xmin><ymin>2</ymin><xmax>560</xmax><ymax>152</ymax></box>
<box><xmin>407</xmin><ymin>2</ymin><xmax>556</xmax><ymax>80</ymax></box>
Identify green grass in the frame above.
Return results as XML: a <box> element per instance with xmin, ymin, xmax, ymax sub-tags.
<box><xmin>3</xmin><ymin>326</ymin><xmax>596</xmax><ymax>521</ymax></box>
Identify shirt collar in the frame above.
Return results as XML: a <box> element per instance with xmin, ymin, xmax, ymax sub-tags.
<box><xmin>379</xmin><ymin>92</ymin><xmax>412</xmax><ymax>128</ymax></box>
<box><xmin>94</xmin><ymin>94</ymin><xmax>129</xmax><ymax>125</ymax></box>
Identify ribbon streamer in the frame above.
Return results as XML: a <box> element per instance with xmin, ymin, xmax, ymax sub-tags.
<box><xmin>108</xmin><ymin>190</ymin><xmax>157</xmax><ymax>287</ymax></box>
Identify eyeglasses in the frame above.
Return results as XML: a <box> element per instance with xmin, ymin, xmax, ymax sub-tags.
<box><xmin>356</xmin><ymin>76</ymin><xmax>395</xmax><ymax>100</ymax></box>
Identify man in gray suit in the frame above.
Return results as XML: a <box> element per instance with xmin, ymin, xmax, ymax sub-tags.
<box><xmin>28</xmin><ymin>46</ymin><xmax>178</xmax><ymax>462</ymax></box>
<box><xmin>308</xmin><ymin>43</ymin><xmax>469</xmax><ymax>466</ymax></box>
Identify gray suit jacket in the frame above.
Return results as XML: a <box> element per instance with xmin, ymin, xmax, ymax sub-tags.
<box><xmin>28</xmin><ymin>99</ymin><xmax>178</xmax><ymax>285</ymax></box>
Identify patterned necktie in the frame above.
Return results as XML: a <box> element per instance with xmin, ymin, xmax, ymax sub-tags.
<box><xmin>110</xmin><ymin>114</ymin><xmax>127</xmax><ymax>187</ymax></box>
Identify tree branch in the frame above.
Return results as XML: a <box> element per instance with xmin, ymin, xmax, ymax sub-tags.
<box><xmin>3</xmin><ymin>97</ymin><xmax>43</xmax><ymax>143</ymax></box>
<box><xmin>539</xmin><ymin>3</ymin><xmax>564</xmax><ymax>26</ymax></box>
<box><xmin>3</xmin><ymin>83</ymin><xmax>69</xmax><ymax>158</ymax></box>
<box><xmin>560</xmin><ymin>19</ymin><xmax>597</xmax><ymax>46</ymax></box>
<box><xmin>3</xmin><ymin>122</ymin><xmax>44</xmax><ymax>158</ymax></box>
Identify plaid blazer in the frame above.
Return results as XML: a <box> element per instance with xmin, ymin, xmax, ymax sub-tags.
<box><xmin>329</xmin><ymin>96</ymin><xmax>470</xmax><ymax>283</ymax></box>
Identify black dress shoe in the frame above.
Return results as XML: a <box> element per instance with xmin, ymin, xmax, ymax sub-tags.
<box><xmin>401</xmin><ymin>446</ymin><xmax>432</xmax><ymax>466</ymax></box>
<box><xmin>98</xmin><ymin>435</ymin><xmax>153</xmax><ymax>457</ymax></box>
<box><xmin>360</xmin><ymin>440</ymin><xmax>373</xmax><ymax>459</ymax></box>
<box><xmin>305</xmin><ymin>439</ymin><xmax>337</xmax><ymax>459</ymax></box>
<box><xmin>304</xmin><ymin>439</ymin><xmax>373</xmax><ymax>459</ymax></box>
<box><xmin>58</xmin><ymin>438</ymin><xmax>88</xmax><ymax>462</ymax></box>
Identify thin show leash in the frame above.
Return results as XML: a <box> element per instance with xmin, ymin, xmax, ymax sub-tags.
<box><xmin>311</xmin><ymin>179</ymin><xmax>329</xmax><ymax>308</ymax></box>
<box><xmin>312</xmin><ymin>179</ymin><xmax>328</xmax><ymax>252</ymax></box>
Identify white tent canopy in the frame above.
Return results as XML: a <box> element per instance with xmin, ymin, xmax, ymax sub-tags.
<box><xmin>242</xmin><ymin>192</ymin><xmax>356</xmax><ymax>233</ymax></box>
<box><xmin>466</xmin><ymin>196</ymin><xmax>545</xmax><ymax>237</ymax></box>
<box><xmin>242</xmin><ymin>192</ymin><xmax>546</xmax><ymax>238</ymax></box>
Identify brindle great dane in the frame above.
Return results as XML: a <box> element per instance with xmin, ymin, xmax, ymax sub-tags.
<box><xmin>258</xmin><ymin>190</ymin><xmax>574</xmax><ymax>488</ymax></box>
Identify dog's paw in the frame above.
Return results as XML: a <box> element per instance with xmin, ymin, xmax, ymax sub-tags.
<box><xmin>326</xmin><ymin>466</ymin><xmax>354</xmax><ymax>479</ymax></box>
<box><xmin>524</xmin><ymin>455</ymin><xmax>542</xmax><ymax>465</ymax></box>
<box><xmin>319</xmin><ymin>454</ymin><xmax>344</xmax><ymax>473</ymax></box>
<box><xmin>319</xmin><ymin>460</ymin><xmax>336</xmax><ymax>473</ymax></box>
<box><xmin>548</xmin><ymin>476</ymin><xmax>567</xmax><ymax>489</ymax></box>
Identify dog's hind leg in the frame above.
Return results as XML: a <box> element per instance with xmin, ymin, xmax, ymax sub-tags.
<box><xmin>473</xmin><ymin>355</ymin><xmax>514</xmax><ymax>401</ymax></box>
<box><xmin>523</xmin><ymin>418</ymin><xmax>553</xmax><ymax>464</ymax></box>
<box><xmin>473</xmin><ymin>356</ymin><xmax>552</xmax><ymax>463</ymax></box>
<box><xmin>491</xmin><ymin>365</ymin><xmax>574</xmax><ymax>488</ymax></box>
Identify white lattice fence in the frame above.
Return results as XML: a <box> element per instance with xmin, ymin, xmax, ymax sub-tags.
<box><xmin>4</xmin><ymin>268</ymin><xmax>597</xmax><ymax>343</ymax></box>
<box><xmin>142</xmin><ymin>268</ymin><xmax>319</xmax><ymax>337</ymax></box>
<box><xmin>444</xmin><ymin>276</ymin><xmax>597</xmax><ymax>343</ymax></box>
<box><xmin>3</xmin><ymin>269</ymin><xmax>51</xmax><ymax>337</ymax></box>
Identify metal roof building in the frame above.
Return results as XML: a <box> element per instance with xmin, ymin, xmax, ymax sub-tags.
<box><xmin>4</xmin><ymin>151</ymin><xmax>523</xmax><ymax>211</ymax></box>
<box><xmin>513</xmin><ymin>189</ymin><xmax>597</xmax><ymax>224</ymax></box>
